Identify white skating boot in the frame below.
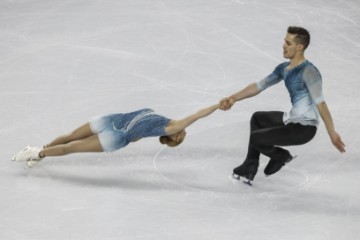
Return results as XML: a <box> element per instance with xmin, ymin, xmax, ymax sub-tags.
<box><xmin>12</xmin><ymin>146</ymin><xmax>42</xmax><ymax>162</ymax></box>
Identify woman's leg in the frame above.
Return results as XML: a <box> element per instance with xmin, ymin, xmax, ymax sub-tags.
<box><xmin>40</xmin><ymin>135</ymin><xmax>103</xmax><ymax>157</ymax></box>
<box><xmin>13</xmin><ymin>123</ymin><xmax>103</xmax><ymax>166</ymax></box>
<box><xmin>45</xmin><ymin>123</ymin><xmax>94</xmax><ymax>148</ymax></box>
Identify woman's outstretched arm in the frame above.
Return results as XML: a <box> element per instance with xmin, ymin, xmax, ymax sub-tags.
<box><xmin>165</xmin><ymin>103</ymin><xmax>220</xmax><ymax>135</ymax></box>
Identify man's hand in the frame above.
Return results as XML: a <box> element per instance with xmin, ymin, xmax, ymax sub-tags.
<box><xmin>329</xmin><ymin>131</ymin><xmax>346</xmax><ymax>153</ymax></box>
<box><xmin>219</xmin><ymin>97</ymin><xmax>235</xmax><ymax>111</ymax></box>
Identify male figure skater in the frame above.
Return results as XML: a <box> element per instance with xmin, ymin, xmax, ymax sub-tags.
<box><xmin>220</xmin><ymin>26</ymin><xmax>345</xmax><ymax>184</ymax></box>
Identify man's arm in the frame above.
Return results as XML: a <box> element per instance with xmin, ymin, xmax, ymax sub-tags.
<box><xmin>316</xmin><ymin>101</ymin><xmax>346</xmax><ymax>153</ymax></box>
<box><xmin>220</xmin><ymin>82</ymin><xmax>260</xmax><ymax>110</ymax></box>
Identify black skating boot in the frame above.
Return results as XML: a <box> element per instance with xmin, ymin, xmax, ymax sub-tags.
<box><xmin>232</xmin><ymin>159</ymin><xmax>259</xmax><ymax>185</ymax></box>
<box><xmin>264</xmin><ymin>154</ymin><xmax>296</xmax><ymax>176</ymax></box>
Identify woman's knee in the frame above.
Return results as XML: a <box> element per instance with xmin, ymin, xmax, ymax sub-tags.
<box><xmin>60</xmin><ymin>133</ymin><xmax>73</xmax><ymax>143</ymax></box>
<box><xmin>59</xmin><ymin>144</ymin><xmax>71</xmax><ymax>155</ymax></box>
<box><xmin>64</xmin><ymin>136</ymin><xmax>103</xmax><ymax>154</ymax></box>
<box><xmin>66</xmin><ymin>124</ymin><xmax>94</xmax><ymax>142</ymax></box>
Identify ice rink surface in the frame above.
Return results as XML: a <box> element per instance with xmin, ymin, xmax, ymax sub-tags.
<box><xmin>1</xmin><ymin>0</ymin><xmax>360</xmax><ymax>239</ymax></box>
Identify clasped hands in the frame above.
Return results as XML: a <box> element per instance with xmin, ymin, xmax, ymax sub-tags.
<box><xmin>219</xmin><ymin>97</ymin><xmax>235</xmax><ymax>111</ymax></box>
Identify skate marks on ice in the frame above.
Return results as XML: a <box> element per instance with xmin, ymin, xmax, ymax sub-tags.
<box><xmin>153</xmin><ymin>124</ymin><xmax>309</xmax><ymax>194</ymax></box>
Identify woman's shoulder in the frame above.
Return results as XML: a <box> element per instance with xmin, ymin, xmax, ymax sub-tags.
<box><xmin>164</xmin><ymin>120</ymin><xmax>177</xmax><ymax>135</ymax></box>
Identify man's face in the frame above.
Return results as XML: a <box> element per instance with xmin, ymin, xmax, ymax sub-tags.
<box><xmin>283</xmin><ymin>33</ymin><xmax>301</xmax><ymax>59</ymax></box>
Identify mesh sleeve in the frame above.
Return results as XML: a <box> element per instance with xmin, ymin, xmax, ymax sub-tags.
<box><xmin>303</xmin><ymin>65</ymin><xmax>325</xmax><ymax>105</ymax></box>
<box><xmin>257</xmin><ymin>64</ymin><xmax>283</xmax><ymax>91</ymax></box>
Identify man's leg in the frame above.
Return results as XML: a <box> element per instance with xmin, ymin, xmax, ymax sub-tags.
<box><xmin>245</xmin><ymin>111</ymin><xmax>285</xmax><ymax>161</ymax></box>
<box><xmin>233</xmin><ymin>111</ymin><xmax>284</xmax><ymax>182</ymax></box>
<box><xmin>250</xmin><ymin>123</ymin><xmax>317</xmax><ymax>175</ymax></box>
<box><xmin>250</xmin><ymin>123</ymin><xmax>316</xmax><ymax>159</ymax></box>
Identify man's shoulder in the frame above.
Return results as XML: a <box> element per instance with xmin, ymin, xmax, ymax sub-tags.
<box><xmin>277</xmin><ymin>61</ymin><xmax>290</xmax><ymax>68</ymax></box>
<box><xmin>273</xmin><ymin>61</ymin><xmax>289</xmax><ymax>72</ymax></box>
<box><xmin>304</xmin><ymin>60</ymin><xmax>320</xmax><ymax>71</ymax></box>
<box><xmin>304</xmin><ymin>60</ymin><xmax>321</xmax><ymax>73</ymax></box>
<box><xmin>303</xmin><ymin>60</ymin><xmax>322</xmax><ymax>80</ymax></box>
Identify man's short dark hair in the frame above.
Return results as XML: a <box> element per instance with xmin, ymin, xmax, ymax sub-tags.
<box><xmin>287</xmin><ymin>26</ymin><xmax>310</xmax><ymax>50</ymax></box>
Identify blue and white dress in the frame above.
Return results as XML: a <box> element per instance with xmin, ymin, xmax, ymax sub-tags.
<box><xmin>89</xmin><ymin>109</ymin><xmax>171</xmax><ymax>152</ymax></box>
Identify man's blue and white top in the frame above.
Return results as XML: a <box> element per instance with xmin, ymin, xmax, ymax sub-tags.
<box><xmin>257</xmin><ymin>60</ymin><xmax>324</xmax><ymax>126</ymax></box>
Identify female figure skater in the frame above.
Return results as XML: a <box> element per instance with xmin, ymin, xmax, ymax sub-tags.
<box><xmin>13</xmin><ymin>104</ymin><xmax>219</xmax><ymax>167</ymax></box>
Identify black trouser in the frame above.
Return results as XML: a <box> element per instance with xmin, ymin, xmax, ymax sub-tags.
<box><xmin>245</xmin><ymin>111</ymin><xmax>317</xmax><ymax>163</ymax></box>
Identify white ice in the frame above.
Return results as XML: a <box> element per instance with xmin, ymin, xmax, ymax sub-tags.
<box><xmin>1</xmin><ymin>0</ymin><xmax>360</xmax><ymax>239</ymax></box>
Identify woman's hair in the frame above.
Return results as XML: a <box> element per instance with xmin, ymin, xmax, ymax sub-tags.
<box><xmin>159</xmin><ymin>136</ymin><xmax>183</xmax><ymax>147</ymax></box>
<box><xmin>287</xmin><ymin>26</ymin><xmax>310</xmax><ymax>50</ymax></box>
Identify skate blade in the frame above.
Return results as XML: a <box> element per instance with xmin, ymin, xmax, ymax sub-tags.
<box><xmin>265</xmin><ymin>155</ymin><xmax>298</xmax><ymax>177</ymax></box>
<box><xmin>231</xmin><ymin>173</ymin><xmax>240</xmax><ymax>180</ymax></box>
<box><xmin>243</xmin><ymin>179</ymin><xmax>252</xmax><ymax>186</ymax></box>
<box><xmin>286</xmin><ymin>155</ymin><xmax>297</xmax><ymax>163</ymax></box>
<box><xmin>230</xmin><ymin>174</ymin><xmax>253</xmax><ymax>186</ymax></box>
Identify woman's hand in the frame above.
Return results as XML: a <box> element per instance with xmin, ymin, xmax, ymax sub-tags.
<box><xmin>219</xmin><ymin>97</ymin><xmax>234</xmax><ymax>111</ymax></box>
